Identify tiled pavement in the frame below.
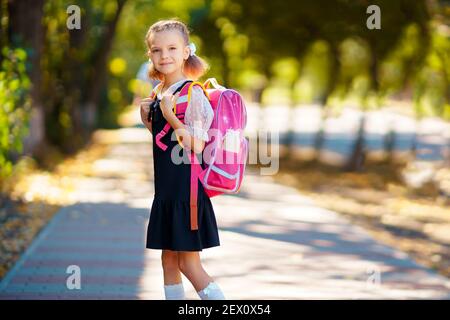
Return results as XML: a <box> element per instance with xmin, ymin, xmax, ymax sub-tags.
<box><xmin>1</xmin><ymin>127</ymin><xmax>450</xmax><ymax>300</ymax></box>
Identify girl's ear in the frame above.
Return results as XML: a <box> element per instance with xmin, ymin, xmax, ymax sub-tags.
<box><xmin>183</xmin><ymin>45</ymin><xmax>190</xmax><ymax>60</ymax></box>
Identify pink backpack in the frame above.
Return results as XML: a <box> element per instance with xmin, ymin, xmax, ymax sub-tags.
<box><xmin>150</xmin><ymin>78</ymin><xmax>248</xmax><ymax>230</ymax></box>
<box><xmin>196</xmin><ymin>78</ymin><xmax>248</xmax><ymax>194</ymax></box>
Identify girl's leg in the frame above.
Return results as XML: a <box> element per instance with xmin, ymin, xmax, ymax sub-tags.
<box><xmin>161</xmin><ymin>250</ymin><xmax>185</xmax><ymax>299</ymax></box>
<box><xmin>178</xmin><ymin>251</ymin><xmax>225</xmax><ymax>300</ymax></box>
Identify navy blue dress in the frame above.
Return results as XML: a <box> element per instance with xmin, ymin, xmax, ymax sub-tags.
<box><xmin>146</xmin><ymin>94</ymin><xmax>220</xmax><ymax>251</ymax></box>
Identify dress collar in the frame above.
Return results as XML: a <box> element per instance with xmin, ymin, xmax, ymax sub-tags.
<box><xmin>157</xmin><ymin>78</ymin><xmax>189</xmax><ymax>98</ymax></box>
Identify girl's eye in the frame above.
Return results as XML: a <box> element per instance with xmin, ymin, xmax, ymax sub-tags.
<box><xmin>170</xmin><ymin>47</ymin><xmax>176</xmax><ymax>50</ymax></box>
<box><xmin>152</xmin><ymin>49</ymin><xmax>160</xmax><ymax>53</ymax></box>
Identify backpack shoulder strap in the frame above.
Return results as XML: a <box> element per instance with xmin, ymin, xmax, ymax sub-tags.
<box><xmin>154</xmin><ymin>80</ymin><xmax>193</xmax><ymax>151</ymax></box>
<box><xmin>185</xmin><ymin>82</ymin><xmax>211</xmax><ymax>231</ymax></box>
<box><xmin>150</xmin><ymin>82</ymin><xmax>163</xmax><ymax>99</ymax></box>
<box><xmin>187</xmin><ymin>82</ymin><xmax>210</xmax><ymax>104</ymax></box>
<box><xmin>173</xmin><ymin>80</ymin><xmax>193</xmax><ymax>96</ymax></box>
<box><xmin>189</xmin><ymin>151</ymin><xmax>203</xmax><ymax>230</ymax></box>
<box><xmin>172</xmin><ymin>81</ymin><xmax>208</xmax><ymax>116</ymax></box>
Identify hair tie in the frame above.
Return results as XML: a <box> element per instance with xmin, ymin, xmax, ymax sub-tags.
<box><xmin>188</xmin><ymin>42</ymin><xmax>196</xmax><ymax>57</ymax></box>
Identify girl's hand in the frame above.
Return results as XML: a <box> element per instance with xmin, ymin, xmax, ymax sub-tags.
<box><xmin>139</xmin><ymin>97</ymin><xmax>154</xmax><ymax>129</ymax></box>
<box><xmin>160</xmin><ymin>92</ymin><xmax>180</xmax><ymax>119</ymax></box>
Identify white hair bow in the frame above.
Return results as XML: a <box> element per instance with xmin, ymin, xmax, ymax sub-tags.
<box><xmin>188</xmin><ymin>42</ymin><xmax>196</xmax><ymax>57</ymax></box>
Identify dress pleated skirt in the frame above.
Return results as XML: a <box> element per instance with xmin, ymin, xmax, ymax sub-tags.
<box><xmin>146</xmin><ymin>195</ymin><xmax>220</xmax><ymax>251</ymax></box>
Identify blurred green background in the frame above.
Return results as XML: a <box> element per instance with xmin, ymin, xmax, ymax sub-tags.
<box><xmin>0</xmin><ymin>0</ymin><xmax>449</xmax><ymax>180</ymax></box>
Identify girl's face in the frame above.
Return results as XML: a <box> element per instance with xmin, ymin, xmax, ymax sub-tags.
<box><xmin>148</xmin><ymin>30</ymin><xmax>190</xmax><ymax>77</ymax></box>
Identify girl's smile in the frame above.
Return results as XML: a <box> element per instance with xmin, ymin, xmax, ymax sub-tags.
<box><xmin>148</xmin><ymin>29</ymin><xmax>190</xmax><ymax>80</ymax></box>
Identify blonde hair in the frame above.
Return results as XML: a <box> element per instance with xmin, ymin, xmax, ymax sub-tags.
<box><xmin>145</xmin><ymin>18</ymin><xmax>209</xmax><ymax>81</ymax></box>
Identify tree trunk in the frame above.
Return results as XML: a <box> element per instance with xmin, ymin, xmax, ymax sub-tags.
<box><xmin>286</xmin><ymin>80</ymin><xmax>298</xmax><ymax>158</ymax></box>
<box><xmin>344</xmin><ymin>41</ymin><xmax>379</xmax><ymax>171</ymax></box>
<box><xmin>314</xmin><ymin>117</ymin><xmax>325</xmax><ymax>161</ymax></box>
<box><xmin>319</xmin><ymin>43</ymin><xmax>339</xmax><ymax>106</ymax></box>
<box><xmin>82</xmin><ymin>0</ymin><xmax>127</xmax><ymax>134</ymax></box>
<box><xmin>314</xmin><ymin>43</ymin><xmax>339</xmax><ymax>161</ymax></box>
<box><xmin>7</xmin><ymin>0</ymin><xmax>46</xmax><ymax>157</ymax></box>
<box><xmin>369</xmin><ymin>44</ymin><xmax>380</xmax><ymax>94</ymax></box>
<box><xmin>0</xmin><ymin>0</ymin><xmax>8</xmax><ymax>49</ymax></box>
<box><xmin>220</xmin><ymin>43</ymin><xmax>230</xmax><ymax>88</ymax></box>
<box><xmin>65</xmin><ymin>2</ymin><xmax>90</xmax><ymax>151</ymax></box>
<box><xmin>384</xmin><ymin>124</ymin><xmax>395</xmax><ymax>163</ymax></box>
<box><xmin>345</xmin><ymin>113</ymin><xmax>366</xmax><ymax>171</ymax></box>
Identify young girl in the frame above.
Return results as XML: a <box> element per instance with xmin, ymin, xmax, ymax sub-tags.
<box><xmin>139</xmin><ymin>19</ymin><xmax>225</xmax><ymax>300</ymax></box>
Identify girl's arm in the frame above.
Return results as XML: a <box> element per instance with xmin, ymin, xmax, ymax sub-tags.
<box><xmin>139</xmin><ymin>98</ymin><xmax>153</xmax><ymax>132</ymax></box>
<box><xmin>161</xmin><ymin>87</ymin><xmax>213</xmax><ymax>154</ymax></box>
<box><xmin>163</xmin><ymin>112</ymin><xmax>205</xmax><ymax>154</ymax></box>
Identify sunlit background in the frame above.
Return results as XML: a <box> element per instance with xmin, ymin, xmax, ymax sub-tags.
<box><xmin>1</xmin><ymin>0</ymin><xmax>450</xmax><ymax>299</ymax></box>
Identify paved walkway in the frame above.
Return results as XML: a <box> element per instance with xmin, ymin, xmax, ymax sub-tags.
<box><xmin>1</xmin><ymin>126</ymin><xmax>450</xmax><ymax>300</ymax></box>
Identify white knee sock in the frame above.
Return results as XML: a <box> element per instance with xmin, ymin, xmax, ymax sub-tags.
<box><xmin>197</xmin><ymin>281</ymin><xmax>225</xmax><ymax>300</ymax></box>
<box><xmin>164</xmin><ymin>282</ymin><xmax>185</xmax><ymax>300</ymax></box>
